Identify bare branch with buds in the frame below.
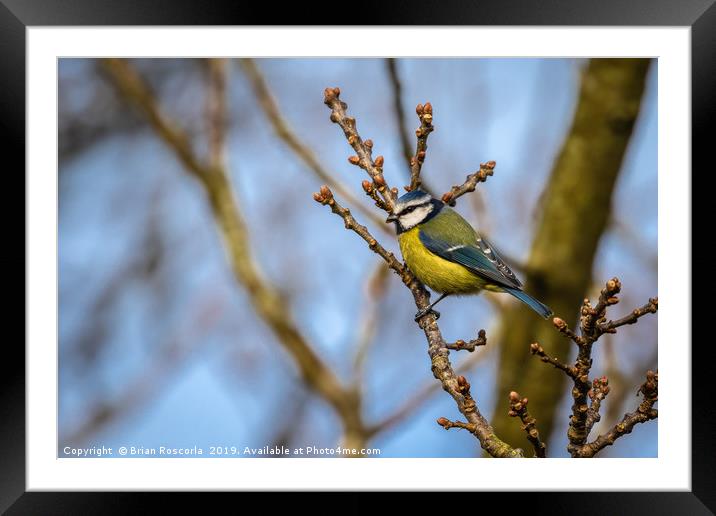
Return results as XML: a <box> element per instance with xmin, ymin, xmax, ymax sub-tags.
<box><xmin>442</xmin><ymin>161</ymin><xmax>496</xmax><ymax>207</ymax></box>
<box><xmin>317</xmin><ymin>89</ymin><xmax>657</xmax><ymax>459</ymax></box>
<box><xmin>318</xmin><ymin>89</ymin><xmax>518</xmax><ymax>458</ymax></box>
<box><xmin>445</xmin><ymin>329</ymin><xmax>487</xmax><ymax>352</ymax></box>
<box><xmin>407</xmin><ymin>102</ymin><xmax>435</xmax><ymax>192</ymax></box>
<box><xmin>324</xmin><ymin>87</ymin><xmax>397</xmax><ymax>213</ymax></box>
<box><xmin>508</xmin><ymin>391</ymin><xmax>547</xmax><ymax>458</ymax></box>
<box><xmin>577</xmin><ymin>371</ymin><xmax>658</xmax><ymax>458</ymax></box>
<box><xmin>529</xmin><ymin>278</ymin><xmax>658</xmax><ymax>457</ymax></box>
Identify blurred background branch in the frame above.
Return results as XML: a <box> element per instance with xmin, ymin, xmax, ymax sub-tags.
<box><xmin>385</xmin><ymin>59</ymin><xmax>414</xmax><ymax>177</ymax></box>
<box><xmin>352</xmin><ymin>263</ymin><xmax>391</xmax><ymax>387</ymax></box>
<box><xmin>206</xmin><ymin>58</ymin><xmax>228</xmax><ymax>171</ymax></box>
<box><xmin>239</xmin><ymin>58</ymin><xmax>389</xmax><ymax>234</ymax></box>
<box><xmin>99</xmin><ymin>58</ymin><xmax>370</xmax><ymax>450</ymax></box>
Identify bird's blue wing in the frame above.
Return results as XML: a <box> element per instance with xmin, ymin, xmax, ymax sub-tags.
<box><xmin>419</xmin><ymin>230</ymin><xmax>522</xmax><ymax>290</ymax></box>
<box><xmin>477</xmin><ymin>235</ymin><xmax>523</xmax><ymax>288</ymax></box>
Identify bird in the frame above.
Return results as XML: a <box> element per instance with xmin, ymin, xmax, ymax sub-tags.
<box><xmin>385</xmin><ymin>189</ymin><xmax>553</xmax><ymax>321</ymax></box>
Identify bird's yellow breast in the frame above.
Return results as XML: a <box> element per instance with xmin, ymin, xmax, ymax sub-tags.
<box><xmin>398</xmin><ymin>227</ymin><xmax>487</xmax><ymax>294</ymax></box>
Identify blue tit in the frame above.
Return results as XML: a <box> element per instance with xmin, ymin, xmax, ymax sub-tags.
<box><xmin>385</xmin><ymin>189</ymin><xmax>553</xmax><ymax>321</ymax></box>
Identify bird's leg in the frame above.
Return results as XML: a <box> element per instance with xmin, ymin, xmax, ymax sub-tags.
<box><xmin>414</xmin><ymin>293</ymin><xmax>450</xmax><ymax>322</ymax></box>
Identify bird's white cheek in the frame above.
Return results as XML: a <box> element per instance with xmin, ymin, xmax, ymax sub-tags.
<box><xmin>399</xmin><ymin>206</ymin><xmax>432</xmax><ymax>229</ymax></box>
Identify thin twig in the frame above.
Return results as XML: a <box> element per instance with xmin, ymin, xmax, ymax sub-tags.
<box><xmin>434</xmin><ymin>374</ymin><xmax>521</xmax><ymax>457</ymax></box>
<box><xmin>552</xmin><ymin>316</ymin><xmax>586</xmax><ymax>346</ymax></box>
<box><xmin>446</xmin><ymin>329</ymin><xmax>487</xmax><ymax>352</ymax></box>
<box><xmin>324</xmin><ymin>87</ymin><xmax>398</xmax><ymax>213</ymax></box>
<box><xmin>580</xmin><ymin>277</ymin><xmax>622</xmax><ymax>341</ymax></box>
<box><xmin>567</xmin><ymin>327</ymin><xmax>602</xmax><ymax>454</ymax></box>
<box><xmin>602</xmin><ymin>338</ymin><xmax>657</xmax><ymax>432</ymax></box>
<box><xmin>407</xmin><ymin>102</ymin><xmax>435</xmax><ymax>192</ymax></box>
<box><xmin>441</xmin><ymin>161</ymin><xmax>496</xmax><ymax>206</ymax></box>
<box><xmin>436</xmin><ymin>417</ymin><xmax>476</xmax><ymax>433</ymax></box>
<box><xmin>239</xmin><ymin>59</ymin><xmax>389</xmax><ymax>234</ymax></box>
<box><xmin>577</xmin><ymin>371</ymin><xmax>658</xmax><ymax>458</ymax></box>
<box><xmin>598</xmin><ymin>298</ymin><xmax>658</xmax><ymax>334</ymax></box>
<box><xmin>313</xmin><ymin>186</ymin><xmax>407</xmax><ymax>280</ymax></box>
<box><xmin>529</xmin><ymin>342</ymin><xmax>577</xmax><ymax>378</ymax></box>
<box><xmin>508</xmin><ymin>391</ymin><xmax>547</xmax><ymax>458</ymax></box>
<box><xmin>385</xmin><ymin>59</ymin><xmax>437</xmax><ymax>194</ymax></box>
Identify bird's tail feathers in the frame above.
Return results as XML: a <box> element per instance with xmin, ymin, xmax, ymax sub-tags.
<box><xmin>505</xmin><ymin>288</ymin><xmax>553</xmax><ymax>319</ymax></box>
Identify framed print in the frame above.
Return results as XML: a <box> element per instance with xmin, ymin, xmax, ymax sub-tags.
<box><xmin>5</xmin><ymin>0</ymin><xmax>711</xmax><ymax>512</ymax></box>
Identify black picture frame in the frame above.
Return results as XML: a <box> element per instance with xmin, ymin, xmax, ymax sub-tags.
<box><xmin>4</xmin><ymin>0</ymin><xmax>709</xmax><ymax>512</ymax></box>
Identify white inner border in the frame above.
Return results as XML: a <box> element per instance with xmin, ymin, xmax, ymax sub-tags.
<box><xmin>27</xmin><ymin>27</ymin><xmax>690</xmax><ymax>491</ymax></box>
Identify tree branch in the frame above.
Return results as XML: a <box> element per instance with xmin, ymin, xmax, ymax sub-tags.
<box><xmin>491</xmin><ymin>59</ymin><xmax>652</xmax><ymax>450</ymax></box>
<box><xmin>552</xmin><ymin>316</ymin><xmax>586</xmax><ymax>345</ymax></box>
<box><xmin>598</xmin><ymin>298</ymin><xmax>658</xmax><ymax>335</ymax></box>
<box><xmin>529</xmin><ymin>342</ymin><xmax>577</xmax><ymax>378</ymax></box>
<box><xmin>441</xmin><ymin>161</ymin><xmax>496</xmax><ymax>206</ymax></box>
<box><xmin>585</xmin><ymin>376</ymin><xmax>610</xmax><ymax>435</ymax></box>
<box><xmin>384</xmin><ymin>60</ymin><xmax>437</xmax><ymax>195</ymax></box>
<box><xmin>568</xmin><ymin>280</ymin><xmax>626</xmax><ymax>455</ymax></box>
<box><xmin>407</xmin><ymin>102</ymin><xmax>435</xmax><ymax>192</ymax></box>
<box><xmin>324</xmin><ymin>87</ymin><xmax>398</xmax><ymax>213</ymax></box>
<box><xmin>529</xmin><ymin>277</ymin><xmax>658</xmax><ymax>457</ymax></box>
<box><xmin>312</xmin><ymin>191</ymin><xmax>516</xmax><ymax>455</ymax></box>
<box><xmin>101</xmin><ymin>58</ymin><xmax>369</xmax><ymax>450</ymax></box>
<box><xmin>313</xmin><ymin>186</ymin><xmax>407</xmax><ymax>280</ymax></box>
<box><xmin>508</xmin><ymin>391</ymin><xmax>547</xmax><ymax>458</ymax></box>
<box><xmin>318</xmin><ymin>89</ymin><xmax>518</xmax><ymax>457</ymax></box>
<box><xmin>436</xmin><ymin>375</ymin><xmax>522</xmax><ymax>457</ymax></box>
<box><xmin>446</xmin><ymin>329</ymin><xmax>487</xmax><ymax>352</ymax></box>
<box><xmin>436</xmin><ymin>417</ymin><xmax>476</xmax><ymax>433</ymax></box>
<box><xmin>580</xmin><ymin>277</ymin><xmax>623</xmax><ymax>341</ymax></box>
<box><xmin>602</xmin><ymin>336</ymin><xmax>658</xmax><ymax>432</ymax></box>
<box><xmin>577</xmin><ymin>371</ymin><xmax>658</xmax><ymax>458</ymax></box>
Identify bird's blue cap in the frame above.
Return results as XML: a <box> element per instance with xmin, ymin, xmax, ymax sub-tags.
<box><xmin>396</xmin><ymin>189</ymin><xmax>431</xmax><ymax>204</ymax></box>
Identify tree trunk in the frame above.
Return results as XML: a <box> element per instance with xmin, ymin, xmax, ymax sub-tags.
<box><xmin>490</xmin><ymin>59</ymin><xmax>652</xmax><ymax>454</ymax></box>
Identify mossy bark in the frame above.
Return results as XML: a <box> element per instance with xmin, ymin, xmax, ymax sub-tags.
<box><xmin>490</xmin><ymin>59</ymin><xmax>652</xmax><ymax>453</ymax></box>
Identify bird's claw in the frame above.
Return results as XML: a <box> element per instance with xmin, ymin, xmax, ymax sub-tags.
<box><xmin>414</xmin><ymin>308</ymin><xmax>440</xmax><ymax>322</ymax></box>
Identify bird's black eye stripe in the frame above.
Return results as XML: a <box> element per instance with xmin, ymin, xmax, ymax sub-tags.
<box><xmin>402</xmin><ymin>206</ymin><xmax>417</xmax><ymax>214</ymax></box>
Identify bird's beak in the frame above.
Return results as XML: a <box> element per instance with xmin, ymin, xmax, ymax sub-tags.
<box><xmin>386</xmin><ymin>213</ymin><xmax>398</xmax><ymax>223</ymax></box>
